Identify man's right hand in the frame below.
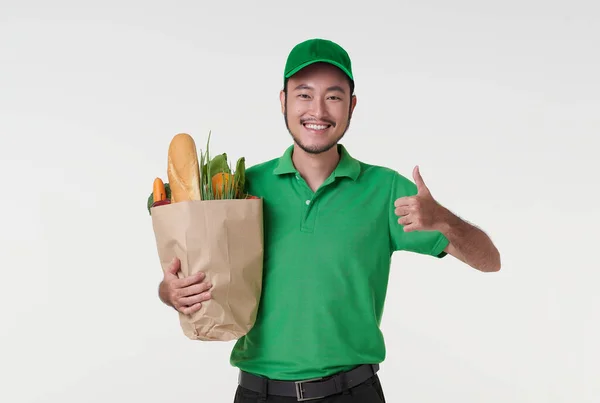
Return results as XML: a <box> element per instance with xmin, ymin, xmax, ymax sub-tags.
<box><xmin>159</xmin><ymin>257</ymin><xmax>213</xmax><ymax>315</ymax></box>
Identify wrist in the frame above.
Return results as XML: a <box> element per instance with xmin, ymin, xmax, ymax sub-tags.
<box><xmin>434</xmin><ymin>205</ymin><xmax>458</xmax><ymax>234</ymax></box>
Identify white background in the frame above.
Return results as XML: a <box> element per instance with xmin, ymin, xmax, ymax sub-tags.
<box><xmin>1</xmin><ymin>1</ymin><xmax>599</xmax><ymax>402</ymax></box>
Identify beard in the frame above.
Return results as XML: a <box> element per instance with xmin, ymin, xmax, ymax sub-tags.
<box><xmin>283</xmin><ymin>108</ymin><xmax>352</xmax><ymax>155</ymax></box>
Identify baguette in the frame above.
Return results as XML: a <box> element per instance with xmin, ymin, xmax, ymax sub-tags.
<box><xmin>167</xmin><ymin>133</ymin><xmax>201</xmax><ymax>202</ymax></box>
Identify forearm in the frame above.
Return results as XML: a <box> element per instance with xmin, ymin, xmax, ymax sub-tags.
<box><xmin>436</xmin><ymin>207</ymin><xmax>501</xmax><ymax>272</ymax></box>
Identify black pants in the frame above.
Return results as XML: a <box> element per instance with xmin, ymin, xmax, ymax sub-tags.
<box><xmin>233</xmin><ymin>374</ymin><xmax>386</xmax><ymax>402</ymax></box>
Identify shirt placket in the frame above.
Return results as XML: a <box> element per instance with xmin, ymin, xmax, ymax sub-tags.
<box><xmin>295</xmin><ymin>173</ymin><xmax>335</xmax><ymax>233</ymax></box>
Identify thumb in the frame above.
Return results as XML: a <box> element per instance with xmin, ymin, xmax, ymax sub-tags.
<box><xmin>413</xmin><ymin>165</ymin><xmax>429</xmax><ymax>194</ymax></box>
<box><xmin>164</xmin><ymin>257</ymin><xmax>180</xmax><ymax>277</ymax></box>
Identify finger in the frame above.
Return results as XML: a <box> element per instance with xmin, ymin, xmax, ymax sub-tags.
<box><xmin>403</xmin><ymin>222</ymin><xmax>420</xmax><ymax>232</ymax></box>
<box><xmin>394</xmin><ymin>196</ymin><xmax>414</xmax><ymax>208</ymax></box>
<box><xmin>181</xmin><ymin>302</ymin><xmax>203</xmax><ymax>315</ymax></box>
<box><xmin>175</xmin><ymin>271</ymin><xmax>206</xmax><ymax>288</ymax></box>
<box><xmin>180</xmin><ymin>291</ymin><xmax>212</xmax><ymax>307</ymax></box>
<box><xmin>394</xmin><ymin>206</ymin><xmax>412</xmax><ymax>217</ymax></box>
<box><xmin>413</xmin><ymin>165</ymin><xmax>429</xmax><ymax>195</ymax></box>
<box><xmin>397</xmin><ymin>216</ymin><xmax>412</xmax><ymax>226</ymax></box>
<box><xmin>164</xmin><ymin>257</ymin><xmax>180</xmax><ymax>277</ymax></box>
<box><xmin>179</xmin><ymin>281</ymin><xmax>213</xmax><ymax>297</ymax></box>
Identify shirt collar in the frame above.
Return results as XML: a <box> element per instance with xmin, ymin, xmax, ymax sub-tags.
<box><xmin>273</xmin><ymin>143</ymin><xmax>361</xmax><ymax>181</ymax></box>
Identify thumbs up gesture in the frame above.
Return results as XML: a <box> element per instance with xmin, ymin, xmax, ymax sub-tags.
<box><xmin>394</xmin><ymin>166</ymin><xmax>445</xmax><ymax>232</ymax></box>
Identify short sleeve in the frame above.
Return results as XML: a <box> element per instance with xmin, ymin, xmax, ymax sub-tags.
<box><xmin>388</xmin><ymin>171</ymin><xmax>449</xmax><ymax>257</ymax></box>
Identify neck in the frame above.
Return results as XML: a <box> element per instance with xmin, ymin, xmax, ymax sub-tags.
<box><xmin>292</xmin><ymin>144</ymin><xmax>340</xmax><ymax>191</ymax></box>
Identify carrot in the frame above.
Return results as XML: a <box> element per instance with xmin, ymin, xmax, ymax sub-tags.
<box><xmin>153</xmin><ymin>178</ymin><xmax>167</xmax><ymax>202</ymax></box>
<box><xmin>211</xmin><ymin>172</ymin><xmax>234</xmax><ymax>198</ymax></box>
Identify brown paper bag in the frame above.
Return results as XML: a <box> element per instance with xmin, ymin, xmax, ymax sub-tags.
<box><xmin>150</xmin><ymin>198</ymin><xmax>264</xmax><ymax>341</ymax></box>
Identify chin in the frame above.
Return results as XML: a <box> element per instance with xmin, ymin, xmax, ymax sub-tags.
<box><xmin>292</xmin><ymin>135</ymin><xmax>340</xmax><ymax>155</ymax></box>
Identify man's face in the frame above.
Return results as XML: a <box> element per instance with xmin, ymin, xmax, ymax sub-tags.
<box><xmin>280</xmin><ymin>62</ymin><xmax>357</xmax><ymax>154</ymax></box>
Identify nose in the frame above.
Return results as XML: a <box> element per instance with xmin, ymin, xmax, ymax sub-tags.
<box><xmin>309</xmin><ymin>96</ymin><xmax>326</xmax><ymax>119</ymax></box>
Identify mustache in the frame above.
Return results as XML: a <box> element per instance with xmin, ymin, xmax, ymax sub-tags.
<box><xmin>301</xmin><ymin>118</ymin><xmax>336</xmax><ymax>127</ymax></box>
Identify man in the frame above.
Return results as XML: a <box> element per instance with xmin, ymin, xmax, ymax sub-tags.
<box><xmin>159</xmin><ymin>38</ymin><xmax>501</xmax><ymax>402</ymax></box>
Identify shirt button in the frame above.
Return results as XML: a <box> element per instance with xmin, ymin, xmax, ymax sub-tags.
<box><xmin>305</xmin><ymin>200</ymin><xmax>310</xmax><ymax>205</ymax></box>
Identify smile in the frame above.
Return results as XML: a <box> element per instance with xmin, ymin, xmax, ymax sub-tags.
<box><xmin>303</xmin><ymin>123</ymin><xmax>331</xmax><ymax>131</ymax></box>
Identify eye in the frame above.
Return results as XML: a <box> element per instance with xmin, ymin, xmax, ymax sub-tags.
<box><xmin>297</xmin><ymin>93</ymin><xmax>311</xmax><ymax>99</ymax></box>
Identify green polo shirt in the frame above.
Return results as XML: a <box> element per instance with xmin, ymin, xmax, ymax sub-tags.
<box><xmin>229</xmin><ymin>144</ymin><xmax>448</xmax><ymax>381</ymax></box>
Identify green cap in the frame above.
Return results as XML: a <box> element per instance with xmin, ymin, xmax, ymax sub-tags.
<box><xmin>284</xmin><ymin>38</ymin><xmax>353</xmax><ymax>82</ymax></box>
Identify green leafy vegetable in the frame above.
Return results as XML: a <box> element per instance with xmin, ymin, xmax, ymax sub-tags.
<box><xmin>233</xmin><ymin>156</ymin><xmax>246</xmax><ymax>197</ymax></box>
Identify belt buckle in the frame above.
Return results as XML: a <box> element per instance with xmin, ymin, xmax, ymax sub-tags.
<box><xmin>294</xmin><ymin>377</ymin><xmax>324</xmax><ymax>401</ymax></box>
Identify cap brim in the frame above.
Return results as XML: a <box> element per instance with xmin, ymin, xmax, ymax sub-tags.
<box><xmin>285</xmin><ymin>59</ymin><xmax>353</xmax><ymax>80</ymax></box>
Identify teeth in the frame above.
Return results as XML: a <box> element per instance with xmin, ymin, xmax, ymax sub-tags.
<box><xmin>305</xmin><ymin>124</ymin><xmax>328</xmax><ymax>130</ymax></box>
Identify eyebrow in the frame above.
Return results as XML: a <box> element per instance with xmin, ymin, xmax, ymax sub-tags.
<box><xmin>293</xmin><ymin>84</ymin><xmax>346</xmax><ymax>94</ymax></box>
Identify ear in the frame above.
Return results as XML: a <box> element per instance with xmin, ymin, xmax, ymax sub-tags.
<box><xmin>280</xmin><ymin>89</ymin><xmax>286</xmax><ymax>114</ymax></box>
<box><xmin>349</xmin><ymin>94</ymin><xmax>357</xmax><ymax>117</ymax></box>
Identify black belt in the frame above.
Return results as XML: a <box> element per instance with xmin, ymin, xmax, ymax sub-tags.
<box><xmin>238</xmin><ymin>363</ymin><xmax>380</xmax><ymax>401</ymax></box>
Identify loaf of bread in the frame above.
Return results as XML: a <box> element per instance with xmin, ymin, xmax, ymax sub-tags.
<box><xmin>167</xmin><ymin>133</ymin><xmax>201</xmax><ymax>202</ymax></box>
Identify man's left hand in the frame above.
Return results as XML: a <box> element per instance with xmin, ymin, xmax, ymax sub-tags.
<box><xmin>394</xmin><ymin>166</ymin><xmax>446</xmax><ymax>232</ymax></box>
